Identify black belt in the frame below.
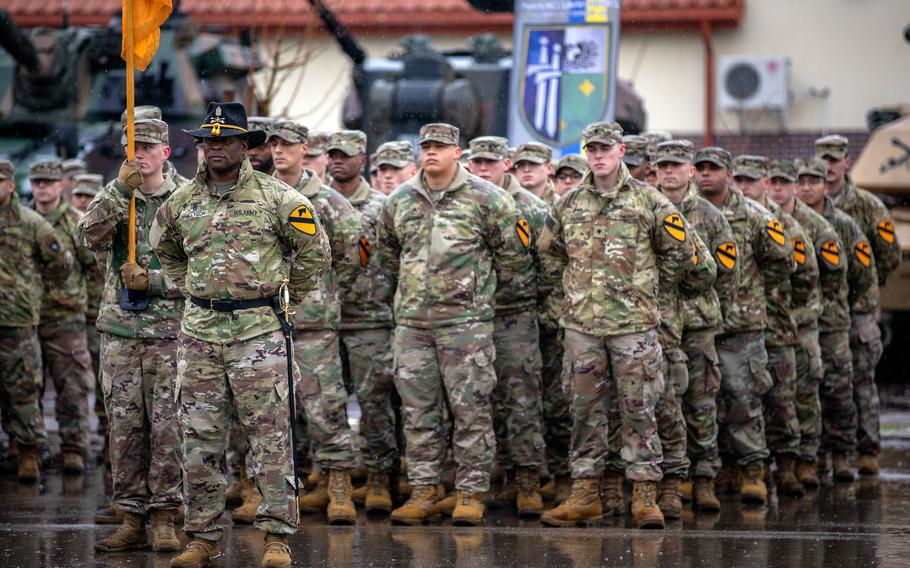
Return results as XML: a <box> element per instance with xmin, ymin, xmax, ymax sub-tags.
<box><xmin>190</xmin><ymin>296</ymin><xmax>275</xmax><ymax>312</ymax></box>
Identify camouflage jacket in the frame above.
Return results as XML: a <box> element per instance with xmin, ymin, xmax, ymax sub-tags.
<box><xmin>660</xmin><ymin>218</ymin><xmax>717</xmax><ymax>349</ymax></box>
<box><xmin>540</xmin><ymin>164</ymin><xmax>694</xmax><ymax>338</ymax></box>
<box><xmin>717</xmin><ymin>188</ymin><xmax>795</xmax><ymax>335</ymax></box>
<box><xmin>675</xmin><ymin>183</ymin><xmax>738</xmax><ymax>332</ymax></box>
<box><xmin>337</xmin><ymin>177</ymin><xmax>394</xmax><ymax>330</ymax></box>
<box><xmin>832</xmin><ymin>179</ymin><xmax>900</xmax><ymax>287</ymax></box>
<box><xmin>0</xmin><ymin>194</ymin><xmax>72</xmax><ymax>327</ymax></box>
<box><xmin>292</xmin><ymin>170</ymin><xmax>362</xmax><ymax>331</ymax></box>
<box><xmin>83</xmin><ymin>258</ymin><xmax>104</xmax><ymax>320</ymax></box>
<box><xmin>38</xmin><ymin>201</ymin><xmax>94</xmax><ymax>324</ymax></box>
<box><xmin>150</xmin><ymin>157</ymin><xmax>331</xmax><ymax>345</ymax></box>
<box><xmin>540</xmin><ymin>180</ymin><xmax>559</xmax><ymax>208</ymax></box>
<box><xmin>822</xmin><ymin>196</ymin><xmax>879</xmax><ymax>316</ymax></box>
<box><xmin>791</xmin><ymin>200</ymin><xmax>849</xmax><ymax>332</ymax></box>
<box><xmin>77</xmin><ymin>176</ymin><xmax>184</xmax><ymax>339</ymax></box>
<box><xmin>496</xmin><ymin>173</ymin><xmax>546</xmax><ymax>316</ymax></box>
<box><xmin>377</xmin><ymin>164</ymin><xmax>531</xmax><ymax>329</ymax></box>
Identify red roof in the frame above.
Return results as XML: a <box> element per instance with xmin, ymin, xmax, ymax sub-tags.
<box><xmin>5</xmin><ymin>0</ymin><xmax>742</xmax><ymax>33</ymax></box>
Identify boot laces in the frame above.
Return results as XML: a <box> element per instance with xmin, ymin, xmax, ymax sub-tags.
<box><xmin>369</xmin><ymin>473</ymin><xmax>388</xmax><ymax>495</ymax></box>
<box><xmin>264</xmin><ymin>538</ymin><xmax>289</xmax><ymax>555</ymax></box>
<box><xmin>329</xmin><ymin>473</ymin><xmax>348</xmax><ymax>500</ymax></box>
<box><xmin>640</xmin><ymin>484</ymin><xmax>656</xmax><ymax>506</ymax></box>
<box><xmin>407</xmin><ymin>485</ymin><xmax>435</xmax><ymax>504</ymax></box>
<box><xmin>153</xmin><ymin>520</ymin><xmax>176</xmax><ymax>541</ymax></box>
<box><xmin>185</xmin><ymin>540</ymin><xmax>218</xmax><ymax>558</ymax></box>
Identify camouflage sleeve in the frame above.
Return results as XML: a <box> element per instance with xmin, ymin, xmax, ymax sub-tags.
<box><xmin>814</xmin><ymin>225</ymin><xmax>847</xmax><ymax>275</ymax></box>
<box><xmin>537</xmin><ymin>208</ymin><xmax>567</xmax><ymax>327</ymax></box>
<box><xmin>485</xmin><ymin>191</ymin><xmax>535</xmax><ymax>291</ymax></box>
<box><xmin>650</xmin><ymin>196</ymin><xmax>694</xmax><ymax>290</ymax></box>
<box><xmin>33</xmin><ymin>215</ymin><xmax>73</xmax><ymax>279</ymax></box>
<box><xmin>754</xmin><ymin>211</ymin><xmax>796</xmax><ymax>282</ymax></box>
<box><xmin>789</xmin><ymin>221</ymin><xmax>820</xmax><ymax>309</ymax></box>
<box><xmin>275</xmin><ymin>193</ymin><xmax>332</xmax><ymax>304</ymax></box>
<box><xmin>528</xmin><ymin>203</ymin><xmax>557</xmax><ymax>322</ymax></box>
<box><xmin>328</xmin><ymin>205</ymin><xmax>364</xmax><ymax>295</ymax></box>
<box><xmin>147</xmin><ymin>268</ymin><xmax>183</xmax><ymax>299</ymax></box>
<box><xmin>709</xmin><ymin>213</ymin><xmax>739</xmax><ymax>315</ymax></box>
<box><xmin>680</xmin><ymin>227</ymin><xmax>717</xmax><ymax>296</ymax></box>
<box><xmin>376</xmin><ymin>200</ymin><xmax>401</xmax><ymax>292</ymax></box>
<box><xmin>76</xmin><ymin>183</ymin><xmax>129</xmax><ymax>254</ymax></box>
<box><xmin>149</xmin><ymin>199</ymin><xmax>189</xmax><ymax>293</ymax></box>
<box><xmin>866</xmin><ymin>200</ymin><xmax>900</xmax><ymax>286</ymax></box>
<box><xmin>844</xmin><ymin>218</ymin><xmax>878</xmax><ymax>307</ymax></box>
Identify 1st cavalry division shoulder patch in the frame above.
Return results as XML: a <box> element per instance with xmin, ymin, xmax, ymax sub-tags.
<box><xmin>715</xmin><ymin>242</ymin><xmax>737</xmax><ymax>271</ymax></box>
<box><xmin>819</xmin><ymin>240</ymin><xmax>840</xmax><ymax>267</ymax></box>
<box><xmin>663</xmin><ymin>214</ymin><xmax>687</xmax><ymax>242</ymax></box>
<box><xmin>878</xmin><ymin>219</ymin><xmax>895</xmax><ymax>244</ymax></box>
<box><xmin>359</xmin><ymin>237</ymin><xmax>372</xmax><ymax>267</ymax></box>
<box><xmin>766</xmin><ymin>219</ymin><xmax>786</xmax><ymax>246</ymax></box>
<box><xmin>792</xmin><ymin>238</ymin><xmax>806</xmax><ymax>265</ymax></box>
<box><xmin>855</xmin><ymin>241</ymin><xmax>872</xmax><ymax>267</ymax></box>
<box><xmin>289</xmin><ymin>205</ymin><xmax>317</xmax><ymax>235</ymax></box>
<box><xmin>516</xmin><ymin>218</ymin><xmax>531</xmax><ymax>248</ymax></box>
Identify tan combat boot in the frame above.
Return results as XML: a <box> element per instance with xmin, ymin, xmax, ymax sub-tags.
<box><xmin>738</xmin><ymin>463</ymin><xmax>768</xmax><ymax>505</ymax></box>
<box><xmin>832</xmin><ymin>452</ymin><xmax>855</xmax><ymax>482</ymax></box>
<box><xmin>95</xmin><ymin>512</ymin><xmax>148</xmax><ymax>552</ymax></box>
<box><xmin>364</xmin><ymin>472</ymin><xmax>393</xmax><ymax>516</ymax></box>
<box><xmin>715</xmin><ymin>456</ymin><xmax>738</xmax><ymax>494</ymax></box>
<box><xmin>17</xmin><ymin>444</ymin><xmax>40</xmax><ymax>484</ymax></box>
<box><xmin>657</xmin><ymin>476</ymin><xmax>683</xmax><ymax>520</ymax></box>
<box><xmin>62</xmin><ymin>452</ymin><xmax>85</xmax><ymax>475</ymax></box>
<box><xmin>298</xmin><ymin>473</ymin><xmax>329</xmax><ymax>514</ymax></box>
<box><xmin>170</xmin><ymin>538</ymin><xmax>220</xmax><ymax>568</ymax></box>
<box><xmin>631</xmin><ymin>481</ymin><xmax>665</xmax><ymax>529</ymax></box>
<box><xmin>95</xmin><ymin>502</ymin><xmax>125</xmax><ymax>525</ymax></box>
<box><xmin>351</xmin><ymin>484</ymin><xmax>368</xmax><ymax>506</ymax></box>
<box><xmin>515</xmin><ymin>468</ymin><xmax>543</xmax><ymax>518</ymax></box>
<box><xmin>540</xmin><ymin>478</ymin><xmax>602</xmax><ymax>527</ymax></box>
<box><xmin>305</xmin><ymin>464</ymin><xmax>321</xmax><ymax>489</ymax></box>
<box><xmin>796</xmin><ymin>459</ymin><xmax>820</xmax><ymax>490</ymax></box>
<box><xmin>149</xmin><ymin>509</ymin><xmax>181</xmax><ymax>553</ymax></box>
<box><xmin>261</xmin><ymin>533</ymin><xmax>292</xmax><ymax>568</ymax></box>
<box><xmin>436</xmin><ymin>490</ymin><xmax>456</xmax><ymax>517</ymax></box>
<box><xmin>600</xmin><ymin>472</ymin><xmax>625</xmax><ymax>517</ymax></box>
<box><xmin>539</xmin><ymin>477</ymin><xmax>556</xmax><ymax>500</ymax></box>
<box><xmin>232</xmin><ymin>487</ymin><xmax>263</xmax><ymax>524</ymax></box>
<box><xmin>816</xmin><ymin>453</ymin><xmax>830</xmax><ymax>473</ymax></box>
<box><xmin>693</xmin><ymin>477</ymin><xmax>721</xmax><ymax>512</ymax></box>
<box><xmin>390</xmin><ymin>484</ymin><xmax>440</xmax><ymax>525</ymax></box>
<box><xmin>858</xmin><ymin>454</ymin><xmax>880</xmax><ymax>476</ymax></box>
<box><xmin>327</xmin><ymin>470</ymin><xmax>357</xmax><ymax>525</ymax></box>
<box><xmin>225</xmin><ymin>481</ymin><xmax>244</xmax><ymax>507</ymax></box>
<box><xmin>451</xmin><ymin>491</ymin><xmax>485</xmax><ymax>526</ymax></box>
<box><xmin>774</xmin><ymin>454</ymin><xmax>805</xmax><ymax>497</ymax></box>
<box><xmin>678</xmin><ymin>478</ymin><xmax>693</xmax><ymax>503</ymax></box>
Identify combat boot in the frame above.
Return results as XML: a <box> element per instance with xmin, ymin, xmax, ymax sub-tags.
<box><xmin>225</xmin><ymin>480</ymin><xmax>244</xmax><ymax>507</ymax></box>
<box><xmin>95</xmin><ymin>502</ymin><xmax>125</xmax><ymax>525</ymax></box>
<box><xmin>631</xmin><ymin>481</ymin><xmax>665</xmax><ymax>529</ymax></box>
<box><xmin>16</xmin><ymin>444</ymin><xmax>40</xmax><ymax>484</ymax></box>
<box><xmin>738</xmin><ymin>463</ymin><xmax>768</xmax><ymax>505</ymax></box>
<box><xmin>95</xmin><ymin>512</ymin><xmax>148</xmax><ymax>552</ymax></box>
<box><xmin>832</xmin><ymin>452</ymin><xmax>855</xmax><ymax>482</ymax></box>
<box><xmin>170</xmin><ymin>538</ymin><xmax>220</xmax><ymax>568</ymax></box>
<box><xmin>816</xmin><ymin>452</ymin><xmax>830</xmax><ymax>473</ymax></box>
<box><xmin>149</xmin><ymin>509</ymin><xmax>181</xmax><ymax>553</ymax></box>
<box><xmin>796</xmin><ymin>460</ymin><xmax>820</xmax><ymax>490</ymax></box>
<box><xmin>232</xmin><ymin>488</ymin><xmax>263</xmax><ymax>524</ymax></box>
<box><xmin>62</xmin><ymin>452</ymin><xmax>85</xmax><ymax>475</ymax></box>
<box><xmin>305</xmin><ymin>464</ymin><xmax>321</xmax><ymax>489</ymax></box>
<box><xmin>600</xmin><ymin>472</ymin><xmax>625</xmax><ymax>517</ymax></box>
<box><xmin>693</xmin><ymin>477</ymin><xmax>721</xmax><ymax>512</ymax></box>
<box><xmin>858</xmin><ymin>454</ymin><xmax>880</xmax><ymax>476</ymax></box>
<box><xmin>657</xmin><ymin>476</ymin><xmax>683</xmax><ymax>520</ymax></box>
<box><xmin>540</xmin><ymin>478</ymin><xmax>602</xmax><ymax>527</ymax></box>
<box><xmin>539</xmin><ymin>477</ymin><xmax>556</xmax><ymax>500</ymax></box>
<box><xmin>678</xmin><ymin>478</ymin><xmax>693</xmax><ymax>503</ymax></box>
<box><xmin>261</xmin><ymin>533</ymin><xmax>291</xmax><ymax>568</ymax></box>
<box><xmin>351</xmin><ymin>483</ymin><xmax>368</xmax><ymax>506</ymax></box>
<box><xmin>298</xmin><ymin>474</ymin><xmax>329</xmax><ymax>513</ymax></box>
<box><xmin>715</xmin><ymin>456</ymin><xmax>738</xmax><ymax>494</ymax></box>
<box><xmin>515</xmin><ymin>468</ymin><xmax>543</xmax><ymax>518</ymax></box>
<box><xmin>390</xmin><ymin>484</ymin><xmax>440</xmax><ymax>525</ymax></box>
<box><xmin>326</xmin><ymin>470</ymin><xmax>357</xmax><ymax>525</ymax></box>
<box><xmin>436</xmin><ymin>491</ymin><xmax>456</xmax><ymax>516</ymax></box>
<box><xmin>451</xmin><ymin>491</ymin><xmax>485</xmax><ymax>526</ymax></box>
<box><xmin>364</xmin><ymin>472</ymin><xmax>393</xmax><ymax>516</ymax></box>
<box><xmin>774</xmin><ymin>454</ymin><xmax>805</xmax><ymax>497</ymax></box>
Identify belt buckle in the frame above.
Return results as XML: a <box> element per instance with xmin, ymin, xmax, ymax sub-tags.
<box><xmin>210</xmin><ymin>298</ymin><xmax>217</xmax><ymax>310</ymax></box>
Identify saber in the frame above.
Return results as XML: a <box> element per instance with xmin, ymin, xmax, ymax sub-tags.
<box><xmin>278</xmin><ymin>278</ymin><xmax>301</xmax><ymax>523</ymax></box>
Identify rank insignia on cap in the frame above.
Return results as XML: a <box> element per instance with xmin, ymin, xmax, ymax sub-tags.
<box><xmin>715</xmin><ymin>242</ymin><xmax>737</xmax><ymax>271</ymax></box>
<box><xmin>820</xmin><ymin>240</ymin><xmax>841</xmax><ymax>267</ymax></box>
<box><xmin>663</xmin><ymin>214</ymin><xmax>687</xmax><ymax>242</ymax></box>
<box><xmin>766</xmin><ymin>219</ymin><xmax>786</xmax><ymax>246</ymax></box>
<box><xmin>855</xmin><ymin>241</ymin><xmax>872</xmax><ymax>267</ymax></box>
<box><xmin>792</xmin><ymin>238</ymin><xmax>806</xmax><ymax>265</ymax></box>
<box><xmin>516</xmin><ymin>218</ymin><xmax>531</xmax><ymax>248</ymax></box>
<box><xmin>359</xmin><ymin>237</ymin><xmax>372</xmax><ymax>267</ymax></box>
<box><xmin>289</xmin><ymin>205</ymin><xmax>316</xmax><ymax>235</ymax></box>
<box><xmin>878</xmin><ymin>219</ymin><xmax>895</xmax><ymax>245</ymax></box>
<box><xmin>215</xmin><ymin>106</ymin><xmax>222</xmax><ymax>117</ymax></box>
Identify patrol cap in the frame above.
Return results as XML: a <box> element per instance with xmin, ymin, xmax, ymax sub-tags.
<box><xmin>374</xmin><ymin>140</ymin><xmax>415</xmax><ymax>168</ymax></box>
<box><xmin>419</xmin><ymin>123</ymin><xmax>459</xmax><ymax>146</ymax></box>
<box><xmin>306</xmin><ymin>133</ymin><xmax>329</xmax><ymax>156</ymax></box>
<box><xmin>122</xmin><ymin>119</ymin><xmax>169</xmax><ymax>146</ymax></box>
<box><xmin>0</xmin><ymin>160</ymin><xmax>14</xmax><ymax>180</ymax></box>
<box><xmin>643</xmin><ymin>130</ymin><xmax>672</xmax><ymax>146</ymax></box>
<box><xmin>327</xmin><ymin>130</ymin><xmax>368</xmax><ymax>156</ymax></box>
<box><xmin>621</xmin><ymin>135</ymin><xmax>649</xmax><ymax>167</ymax></box>
<box><xmin>814</xmin><ymin>134</ymin><xmax>849</xmax><ymax>160</ymax></box>
<box><xmin>513</xmin><ymin>142</ymin><xmax>552</xmax><ymax>165</ymax></box>
<box><xmin>29</xmin><ymin>160</ymin><xmax>63</xmax><ymax>181</ymax></box>
<box><xmin>733</xmin><ymin>155</ymin><xmax>770</xmax><ymax>180</ymax></box>
<box><xmin>459</xmin><ymin>149</ymin><xmax>472</xmax><ymax>163</ymax></box>
<box><xmin>468</xmin><ymin>136</ymin><xmax>509</xmax><ymax>160</ymax></box>
<box><xmin>797</xmin><ymin>157</ymin><xmax>828</xmax><ymax>179</ymax></box>
<box><xmin>268</xmin><ymin>119</ymin><xmax>309</xmax><ymax>144</ymax></box>
<box><xmin>769</xmin><ymin>159</ymin><xmax>798</xmax><ymax>182</ymax></box>
<box><xmin>582</xmin><ymin>121</ymin><xmax>623</xmax><ymax>147</ymax></box>
<box><xmin>247</xmin><ymin>116</ymin><xmax>274</xmax><ymax>138</ymax></box>
<box><xmin>556</xmin><ymin>154</ymin><xmax>587</xmax><ymax>175</ymax></box>
<box><xmin>653</xmin><ymin>140</ymin><xmax>695</xmax><ymax>166</ymax></box>
<box><xmin>72</xmin><ymin>173</ymin><xmax>104</xmax><ymax>197</ymax></box>
<box><xmin>120</xmin><ymin>105</ymin><xmax>162</xmax><ymax>128</ymax></box>
<box><xmin>693</xmin><ymin>147</ymin><xmax>733</xmax><ymax>169</ymax></box>
<box><xmin>62</xmin><ymin>159</ymin><xmax>87</xmax><ymax>178</ymax></box>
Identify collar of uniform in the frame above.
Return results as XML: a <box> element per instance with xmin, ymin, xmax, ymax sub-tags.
<box><xmin>45</xmin><ymin>200</ymin><xmax>70</xmax><ymax>224</ymax></box>
<box><xmin>136</xmin><ymin>175</ymin><xmax>176</xmax><ymax>202</ymax></box>
<box><xmin>294</xmin><ymin>168</ymin><xmax>323</xmax><ymax>198</ymax></box>
<box><xmin>501</xmin><ymin>173</ymin><xmax>522</xmax><ymax>195</ymax></box>
<box><xmin>581</xmin><ymin>161</ymin><xmax>631</xmax><ymax>199</ymax></box>
<box><xmin>0</xmin><ymin>192</ymin><xmax>21</xmax><ymax>221</ymax></box>
<box><xmin>722</xmin><ymin>186</ymin><xmax>748</xmax><ymax>219</ymax></box>
<box><xmin>541</xmin><ymin>179</ymin><xmax>558</xmax><ymax>204</ymax></box>
<box><xmin>679</xmin><ymin>181</ymin><xmax>701</xmax><ymax>212</ymax></box>
<box><xmin>415</xmin><ymin>163</ymin><xmax>470</xmax><ymax>199</ymax></box>
<box><xmin>345</xmin><ymin>177</ymin><xmax>372</xmax><ymax>205</ymax></box>
<box><xmin>823</xmin><ymin>195</ymin><xmax>838</xmax><ymax>218</ymax></box>
<box><xmin>195</xmin><ymin>156</ymin><xmax>256</xmax><ymax>196</ymax></box>
<box><xmin>831</xmin><ymin>178</ymin><xmax>857</xmax><ymax>208</ymax></box>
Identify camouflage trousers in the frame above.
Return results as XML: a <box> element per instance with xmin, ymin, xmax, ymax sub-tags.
<box><xmin>794</xmin><ymin>325</ymin><xmax>824</xmax><ymax>461</ymax></box>
<box><xmin>656</xmin><ymin>347</ymin><xmax>690</xmax><ymax>478</ymax></box>
<box><xmin>564</xmin><ymin>328</ymin><xmax>664</xmax><ymax>482</ymax></box>
<box><xmin>340</xmin><ymin>327</ymin><xmax>399</xmax><ymax>473</ymax></box>
<box><xmin>540</xmin><ymin>326</ymin><xmax>572</xmax><ymax>478</ymax></box>
<box><xmin>716</xmin><ymin>331</ymin><xmax>771</xmax><ymax>466</ymax></box>
<box><xmin>492</xmin><ymin>311</ymin><xmax>545</xmax><ymax>470</ymax></box>
<box><xmin>763</xmin><ymin>345</ymin><xmax>800</xmax><ymax>456</ymax></box>
<box><xmin>227</xmin><ymin>412</ymin><xmax>251</xmax><ymax>480</ymax></box>
<box><xmin>393</xmin><ymin>322</ymin><xmax>497</xmax><ymax>493</ymax></box>
<box><xmin>681</xmin><ymin>328</ymin><xmax>722</xmax><ymax>479</ymax></box>
<box><xmin>101</xmin><ymin>335</ymin><xmax>182</xmax><ymax>514</ymax></box>
<box><xmin>294</xmin><ymin>328</ymin><xmax>360</xmax><ymax>471</ymax></box>
<box><xmin>817</xmin><ymin>330</ymin><xmax>857</xmax><ymax>455</ymax></box>
<box><xmin>86</xmin><ymin>324</ymin><xmax>106</xmax><ymax>427</ymax></box>
<box><xmin>178</xmin><ymin>331</ymin><xmax>297</xmax><ymax>539</ymax></box>
<box><xmin>849</xmin><ymin>313</ymin><xmax>883</xmax><ymax>456</ymax></box>
<box><xmin>0</xmin><ymin>326</ymin><xmax>43</xmax><ymax>447</ymax></box>
<box><xmin>38</xmin><ymin>319</ymin><xmax>93</xmax><ymax>452</ymax></box>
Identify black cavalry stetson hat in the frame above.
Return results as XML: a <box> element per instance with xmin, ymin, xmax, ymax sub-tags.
<box><xmin>184</xmin><ymin>102</ymin><xmax>267</xmax><ymax>149</ymax></box>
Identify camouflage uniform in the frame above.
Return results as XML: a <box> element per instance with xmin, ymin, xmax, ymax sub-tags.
<box><xmin>376</xmin><ymin>124</ymin><xmax>531</xmax><ymax>493</ymax></box>
<box><xmin>151</xmin><ymin>147</ymin><xmax>331</xmax><ymax>539</ymax></box>
<box><xmin>556</xmin><ymin>155</ymin><xmax>587</xmax><ymax>177</ymax></box>
<box><xmin>621</xmin><ymin>135</ymin><xmax>650</xmax><ymax>171</ymax></box>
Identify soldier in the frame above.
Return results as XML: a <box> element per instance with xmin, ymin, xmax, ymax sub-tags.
<box><xmin>796</xmin><ymin>157</ymin><xmax>875</xmax><ymax>483</ymax></box>
<box><xmin>467</xmin><ymin>135</ymin><xmax>549</xmax><ymax>517</ymax></box>
<box><xmin>378</xmin><ymin>123</ymin><xmax>530</xmax><ymax>526</ymax></box>
<box><xmin>78</xmin><ymin>119</ymin><xmax>186</xmax><ymax>553</ymax></box>
<box><xmin>151</xmin><ymin>102</ymin><xmax>331</xmax><ymax>568</ymax></box>
<box><xmin>373</xmin><ymin>141</ymin><xmax>418</xmax><ymax>195</ymax></box>
<box><xmin>554</xmin><ymin>154</ymin><xmax>587</xmax><ymax>196</ymax></box>
<box><xmin>30</xmin><ymin>160</ymin><xmax>96</xmax><ymax>475</ymax></box>
<box><xmin>303</xmin><ymin>132</ymin><xmax>330</xmax><ymax>182</ymax></box>
<box><xmin>734</xmin><ymin>155</ymin><xmax>818</xmax><ymax>497</ymax></box>
<box><xmin>817</xmin><ymin>135</ymin><xmax>898</xmax><ymax>475</ymax></box>
<box><xmin>61</xmin><ymin>158</ymin><xmax>88</xmax><ymax>205</ymax></box>
<box><xmin>622</xmin><ymin>135</ymin><xmax>651</xmax><ymax>182</ymax></box>
<box><xmin>270</xmin><ymin>119</ymin><xmax>363</xmax><ymax>525</ymax></box>
<box><xmin>642</xmin><ymin>131</ymin><xmax>672</xmax><ymax>187</ymax></box>
<box><xmin>71</xmin><ymin>174</ymin><xmax>103</xmax><ymax>213</ymax></box>
<box><xmin>694</xmin><ymin>147</ymin><xmax>794</xmax><ymax>505</ymax></box>
<box><xmin>0</xmin><ymin>159</ymin><xmax>71</xmax><ymax>483</ymax></box>
<box><xmin>653</xmin><ymin>140</ymin><xmax>737</xmax><ymax>512</ymax></box>
<box><xmin>326</xmin><ymin>130</ymin><xmax>399</xmax><ymax>515</ymax></box>
<box><xmin>247</xmin><ymin>116</ymin><xmax>275</xmax><ymax>173</ymax></box>
<box><xmin>770</xmin><ymin>158</ymin><xmax>848</xmax><ymax>490</ymax></box>
<box><xmin>513</xmin><ymin>142</ymin><xmax>558</xmax><ymax>206</ymax></box>
<box><xmin>119</xmin><ymin>106</ymin><xmax>188</xmax><ymax>189</ymax></box>
<box><xmin>539</xmin><ymin>122</ymin><xmax>694</xmax><ymax>529</ymax></box>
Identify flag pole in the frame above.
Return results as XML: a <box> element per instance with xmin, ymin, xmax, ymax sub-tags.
<box><xmin>124</xmin><ymin>0</ymin><xmax>137</xmax><ymax>264</ymax></box>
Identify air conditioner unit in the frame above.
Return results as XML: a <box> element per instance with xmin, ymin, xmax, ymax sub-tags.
<box><xmin>718</xmin><ymin>56</ymin><xmax>790</xmax><ymax>111</ymax></box>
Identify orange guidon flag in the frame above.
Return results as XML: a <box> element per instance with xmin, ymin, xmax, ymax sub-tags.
<box><xmin>121</xmin><ymin>0</ymin><xmax>173</xmax><ymax>71</ymax></box>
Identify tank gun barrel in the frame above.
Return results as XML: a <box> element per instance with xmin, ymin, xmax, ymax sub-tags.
<box><xmin>0</xmin><ymin>9</ymin><xmax>40</xmax><ymax>73</ymax></box>
<box><xmin>306</xmin><ymin>0</ymin><xmax>366</xmax><ymax>66</ymax></box>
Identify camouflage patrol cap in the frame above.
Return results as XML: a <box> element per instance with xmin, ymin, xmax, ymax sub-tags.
<box><xmin>582</xmin><ymin>121</ymin><xmax>623</xmax><ymax>147</ymax></box>
<box><xmin>514</xmin><ymin>142</ymin><xmax>553</xmax><ymax>165</ymax></box>
<box><xmin>733</xmin><ymin>155</ymin><xmax>770</xmax><ymax>180</ymax></box>
<box><xmin>693</xmin><ymin>147</ymin><xmax>733</xmax><ymax>169</ymax></box>
<box><xmin>0</xmin><ymin>160</ymin><xmax>14</xmax><ymax>180</ymax></box>
<box><xmin>72</xmin><ymin>173</ymin><xmax>104</xmax><ymax>197</ymax></box>
<box><xmin>621</xmin><ymin>135</ymin><xmax>649</xmax><ymax>166</ymax></box>
<box><xmin>61</xmin><ymin>159</ymin><xmax>87</xmax><ymax>178</ymax></box>
<box><xmin>327</xmin><ymin>130</ymin><xmax>368</xmax><ymax>156</ymax></box>
<box><xmin>643</xmin><ymin>130</ymin><xmax>672</xmax><ymax>146</ymax></box>
<box><xmin>556</xmin><ymin>154</ymin><xmax>587</xmax><ymax>175</ymax></box>
<box><xmin>797</xmin><ymin>157</ymin><xmax>828</xmax><ymax>179</ymax></box>
<box><xmin>769</xmin><ymin>159</ymin><xmax>798</xmax><ymax>182</ymax></box>
<box><xmin>374</xmin><ymin>140</ymin><xmax>415</xmax><ymax>168</ymax></box>
<box><xmin>419</xmin><ymin>123</ymin><xmax>459</xmax><ymax>146</ymax></box>
<box><xmin>120</xmin><ymin>105</ymin><xmax>162</xmax><ymax>128</ymax></box>
<box><xmin>459</xmin><ymin>150</ymin><xmax>471</xmax><ymax>163</ymax></box>
<box><xmin>29</xmin><ymin>160</ymin><xmax>63</xmax><ymax>181</ymax></box>
<box><xmin>268</xmin><ymin>119</ymin><xmax>309</xmax><ymax>144</ymax></box>
<box><xmin>306</xmin><ymin>133</ymin><xmax>329</xmax><ymax>156</ymax></box>
<box><xmin>653</xmin><ymin>140</ymin><xmax>695</xmax><ymax>166</ymax></box>
<box><xmin>814</xmin><ymin>134</ymin><xmax>849</xmax><ymax>160</ymax></box>
<box><xmin>247</xmin><ymin>116</ymin><xmax>274</xmax><ymax>138</ymax></box>
<box><xmin>468</xmin><ymin>136</ymin><xmax>509</xmax><ymax>160</ymax></box>
<box><xmin>122</xmin><ymin>119</ymin><xmax>169</xmax><ymax>146</ymax></box>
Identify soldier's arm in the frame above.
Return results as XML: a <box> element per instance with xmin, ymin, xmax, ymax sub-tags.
<box><xmin>538</xmin><ymin>207</ymin><xmax>568</xmax><ymax>325</ymax></box>
<box><xmin>330</xmin><ymin>205</ymin><xmax>364</xmax><ymax>295</ymax></box>
<box><xmin>679</xmin><ymin>228</ymin><xmax>717</xmax><ymax>296</ymax></box>
<box><xmin>866</xmin><ymin>198</ymin><xmax>900</xmax><ymax>286</ymax></box>
<box><xmin>376</xmin><ymin>200</ymin><xmax>402</xmax><ymax>291</ymax></box>
<box><xmin>755</xmin><ymin>212</ymin><xmax>796</xmax><ymax>282</ymax></box>
<box><xmin>149</xmin><ymin>200</ymin><xmax>189</xmax><ymax>292</ymax></box>
<box><xmin>709</xmin><ymin>214</ymin><xmax>739</xmax><ymax>313</ymax></box>
<box><xmin>650</xmin><ymin>197</ymin><xmax>694</xmax><ymax>290</ymax></box>
<box><xmin>76</xmin><ymin>183</ymin><xmax>128</xmax><ymax>253</ymax></box>
<box><xmin>33</xmin><ymin>216</ymin><xmax>73</xmax><ymax>279</ymax></box>
<box><xmin>815</xmin><ymin>225</ymin><xmax>848</xmax><ymax>277</ymax></box>
<box><xmin>276</xmin><ymin>194</ymin><xmax>331</xmax><ymax>304</ymax></box>
<box><xmin>485</xmin><ymin>191</ymin><xmax>535</xmax><ymax>289</ymax></box>
<box><xmin>845</xmin><ymin>220</ymin><xmax>878</xmax><ymax>306</ymax></box>
<box><xmin>789</xmin><ymin>222</ymin><xmax>820</xmax><ymax>308</ymax></box>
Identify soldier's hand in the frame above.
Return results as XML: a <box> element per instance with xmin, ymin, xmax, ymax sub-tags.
<box><xmin>117</xmin><ymin>160</ymin><xmax>143</xmax><ymax>192</ymax></box>
<box><xmin>120</xmin><ymin>262</ymin><xmax>149</xmax><ymax>291</ymax></box>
